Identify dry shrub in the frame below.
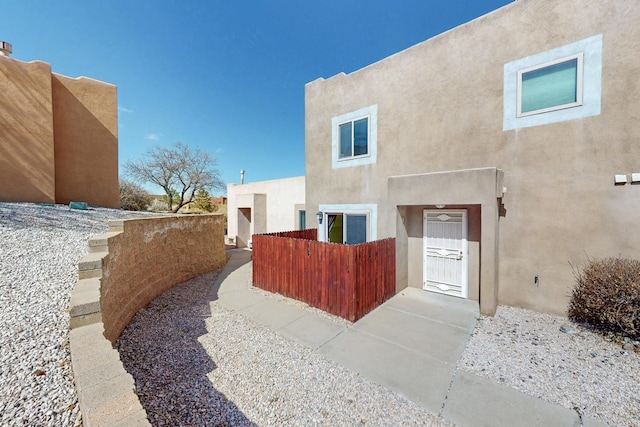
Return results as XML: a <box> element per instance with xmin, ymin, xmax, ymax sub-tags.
<box><xmin>568</xmin><ymin>257</ymin><xmax>640</xmax><ymax>340</ymax></box>
<box><xmin>120</xmin><ymin>179</ymin><xmax>152</xmax><ymax>211</ymax></box>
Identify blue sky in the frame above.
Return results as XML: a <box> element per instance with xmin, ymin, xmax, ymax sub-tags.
<box><xmin>2</xmin><ymin>0</ymin><xmax>512</xmax><ymax>195</ymax></box>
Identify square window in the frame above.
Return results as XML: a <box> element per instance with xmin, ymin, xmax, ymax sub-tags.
<box><xmin>338</xmin><ymin>117</ymin><xmax>369</xmax><ymax>159</ymax></box>
<box><xmin>332</xmin><ymin>105</ymin><xmax>377</xmax><ymax>168</ymax></box>
<box><xmin>326</xmin><ymin>211</ymin><xmax>369</xmax><ymax>244</ymax></box>
<box><xmin>517</xmin><ymin>53</ymin><xmax>583</xmax><ymax>117</ymax></box>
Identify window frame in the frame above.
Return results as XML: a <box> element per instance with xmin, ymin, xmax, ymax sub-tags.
<box><xmin>337</xmin><ymin>115</ymin><xmax>370</xmax><ymax>161</ymax></box>
<box><xmin>318</xmin><ymin>203</ymin><xmax>377</xmax><ymax>243</ymax></box>
<box><xmin>516</xmin><ymin>52</ymin><xmax>584</xmax><ymax>118</ymax></box>
<box><xmin>325</xmin><ymin>210</ymin><xmax>370</xmax><ymax>245</ymax></box>
<box><xmin>331</xmin><ymin>105</ymin><xmax>378</xmax><ymax>169</ymax></box>
<box><xmin>502</xmin><ymin>34</ymin><xmax>602</xmax><ymax>131</ymax></box>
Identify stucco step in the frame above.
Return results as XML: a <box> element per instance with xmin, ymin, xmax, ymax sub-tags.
<box><xmin>70</xmin><ymin>277</ymin><xmax>102</xmax><ymax>329</ymax></box>
<box><xmin>88</xmin><ymin>232</ymin><xmax>120</xmax><ymax>253</ymax></box>
<box><xmin>108</xmin><ymin>219</ymin><xmax>125</xmax><ymax>233</ymax></box>
<box><xmin>78</xmin><ymin>251</ymin><xmax>107</xmax><ymax>279</ymax></box>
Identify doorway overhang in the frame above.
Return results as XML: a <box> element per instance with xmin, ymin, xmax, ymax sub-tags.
<box><xmin>388</xmin><ymin>167</ymin><xmax>504</xmax><ymax>315</ymax></box>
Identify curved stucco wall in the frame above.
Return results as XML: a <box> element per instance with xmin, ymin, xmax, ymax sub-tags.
<box><xmin>98</xmin><ymin>215</ymin><xmax>227</xmax><ymax>343</ymax></box>
<box><xmin>69</xmin><ymin>214</ymin><xmax>227</xmax><ymax>426</ymax></box>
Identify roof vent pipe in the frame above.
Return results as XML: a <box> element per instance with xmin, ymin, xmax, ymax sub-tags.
<box><xmin>240</xmin><ymin>170</ymin><xmax>245</xmax><ymax>184</ymax></box>
<box><xmin>0</xmin><ymin>41</ymin><xmax>12</xmax><ymax>57</ymax></box>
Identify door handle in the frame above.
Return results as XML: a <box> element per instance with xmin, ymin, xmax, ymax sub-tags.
<box><xmin>457</xmin><ymin>251</ymin><xmax>464</xmax><ymax>260</ymax></box>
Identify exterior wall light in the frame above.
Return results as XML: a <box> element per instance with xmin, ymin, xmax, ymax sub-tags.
<box><xmin>435</xmin><ymin>204</ymin><xmax>446</xmax><ymax>209</ymax></box>
<box><xmin>316</xmin><ymin>211</ymin><xmax>323</xmax><ymax>225</ymax></box>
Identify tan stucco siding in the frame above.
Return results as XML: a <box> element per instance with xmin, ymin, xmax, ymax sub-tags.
<box><xmin>0</xmin><ymin>55</ymin><xmax>119</xmax><ymax>208</ymax></box>
<box><xmin>52</xmin><ymin>74</ymin><xmax>119</xmax><ymax>208</ymax></box>
<box><xmin>0</xmin><ymin>57</ymin><xmax>56</xmax><ymax>203</ymax></box>
<box><xmin>305</xmin><ymin>0</ymin><xmax>640</xmax><ymax>315</ymax></box>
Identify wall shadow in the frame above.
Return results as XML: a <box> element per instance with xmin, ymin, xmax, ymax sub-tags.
<box><xmin>116</xmin><ymin>254</ymin><xmax>255</xmax><ymax>426</ymax></box>
<box><xmin>51</xmin><ymin>76</ymin><xmax>119</xmax><ymax>207</ymax></box>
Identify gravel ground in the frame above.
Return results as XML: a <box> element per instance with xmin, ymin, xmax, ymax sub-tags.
<box><xmin>117</xmin><ymin>272</ymin><xmax>452</xmax><ymax>427</ymax></box>
<box><xmin>2</xmin><ymin>202</ymin><xmax>639</xmax><ymax>426</ymax></box>
<box><xmin>458</xmin><ymin>306</ymin><xmax>640</xmax><ymax>426</ymax></box>
<box><xmin>0</xmin><ymin>202</ymin><xmax>151</xmax><ymax>427</ymax></box>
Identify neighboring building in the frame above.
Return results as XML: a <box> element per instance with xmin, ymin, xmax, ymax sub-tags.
<box><xmin>304</xmin><ymin>0</ymin><xmax>640</xmax><ymax>316</ymax></box>
<box><xmin>0</xmin><ymin>43</ymin><xmax>119</xmax><ymax>208</ymax></box>
<box><xmin>211</xmin><ymin>196</ymin><xmax>227</xmax><ymax>214</ymax></box>
<box><xmin>227</xmin><ymin>176</ymin><xmax>305</xmax><ymax>248</ymax></box>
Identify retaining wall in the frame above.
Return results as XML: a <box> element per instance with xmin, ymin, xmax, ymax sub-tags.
<box><xmin>69</xmin><ymin>214</ymin><xmax>226</xmax><ymax>426</ymax></box>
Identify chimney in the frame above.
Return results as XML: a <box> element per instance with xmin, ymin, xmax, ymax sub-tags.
<box><xmin>240</xmin><ymin>170</ymin><xmax>245</xmax><ymax>184</ymax></box>
<box><xmin>0</xmin><ymin>41</ymin><xmax>12</xmax><ymax>57</ymax></box>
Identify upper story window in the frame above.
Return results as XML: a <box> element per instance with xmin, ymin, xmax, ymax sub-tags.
<box><xmin>332</xmin><ymin>105</ymin><xmax>377</xmax><ymax>169</ymax></box>
<box><xmin>517</xmin><ymin>53</ymin><xmax>583</xmax><ymax>117</ymax></box>
<box><xmin>503</xmin><ymin>35</ymin><xmax>602</xmax><ymax>131</ymax></box>
<box><xmin>339</xmin><ymin>117</ymin><xmax>369</xmax><ymax>159</ymax></box>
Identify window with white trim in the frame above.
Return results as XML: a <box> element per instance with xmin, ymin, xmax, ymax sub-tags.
<box><xmin>331</xmin><ymin>105</ymin><xmax>377</xmax><ymax>168</ymax></box>
<box><xmin>338</xmin><ymin>116</ymin><xmax>369</xmax><ymax>159</ymax></box>
<box><xmin>517</xmin><ymin>53</ymin><xmax>583</xmax><ymax>117</ymax></box>
<box><xmin>319</xmin><ymin>203</ymin><xmax>377</xmax><ymax>243</ymax></box>
<box><xmin>503</xmin><ymin>35</ymin><xmax>602</xmax><ymax>131</ymax></box>
<box><xmin>326</xmin><ymin>211</ymin><xmax>369</xmax><ymax>244</ymax></box>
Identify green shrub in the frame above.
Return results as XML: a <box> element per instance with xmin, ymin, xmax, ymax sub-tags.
<box><xmin>120</xmin><ymin>179</ymin><xmax>152</xmax><ymax>211</ymax></box>
<box><xmin>568</xmin><ymin>257</ymin><xmax>640</xmax><ymax>340</ymax></box>
<box><xmin>192</xmin><ymin>188</ymin><xmax>213</xmax><ymax>212</ymax></box>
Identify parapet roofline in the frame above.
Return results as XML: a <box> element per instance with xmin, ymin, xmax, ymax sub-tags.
<box><xmin>0</xmin><ymin>53</ymin><xmax>115</xmax><ymax>87</ymax></box>
<box><xmin>305</xmin><ymin>0</ymin><xmax>515</xmax><ymax>85</ymax></box>
<box><xmin>52</xmin><ymin>72</ymin><xmax>116</xmax><ymax>88</ymax></box>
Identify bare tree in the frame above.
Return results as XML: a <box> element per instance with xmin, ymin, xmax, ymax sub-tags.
<box><xmin>125</xmin><ymin>142</ymin><xmax>224</xmax><ymax>213</ymax></box>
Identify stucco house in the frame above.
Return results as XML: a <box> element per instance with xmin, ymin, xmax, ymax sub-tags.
<box><xmin>0</xmin><ymin>43</ymin><xmax>120</xmax><ymax>208</ymax></box>
<box><xmin>304</xmin><ymin>0</ymin><xmax>640</xmax><ymax>316</ymax></box>
<box><xmin>227</xmin><ymin>176</ymin><xmax>306</xmax><ymax>248</ymax></box>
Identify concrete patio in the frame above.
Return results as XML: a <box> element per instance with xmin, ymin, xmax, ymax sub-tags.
<box><xmin>213</xmin><ymin>249</ymin><xmax>610</xmax><ymax>427</ymax></box>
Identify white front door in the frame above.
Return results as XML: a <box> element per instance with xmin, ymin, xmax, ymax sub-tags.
<box><xmin>423</xmin><ymin>210</ymin><xmax>468</xmax><ymax>298</ymax></box>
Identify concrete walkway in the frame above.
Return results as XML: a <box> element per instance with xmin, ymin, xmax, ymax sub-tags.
<box><xmin>214</xmin><ymin>250</ymin><xmax>609</xmax><ymax>427</ymax></box>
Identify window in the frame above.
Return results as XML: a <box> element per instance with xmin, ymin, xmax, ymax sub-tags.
<box><xmin>503</xmin><ymin>34</ymin><xmax>602</xmax><ymax>131</ymax></box>
<box><xmin>332</xmin><ymin>105</ymin><xmax>377</xmax><ymax>168</ymax></box>
<box><xmin>327</xmin><ymin>212</ymin><xmax>368</xmax><ymax>244</ymax></box>
<box><xmin>339</xmin><ymin>117</ymin><xmax>369</xmax><ymax>159</ymax></box>
<box><xmin>517</xmin><ymin>53</ymin><xmax>583</xmax><ymax>117</ymax></box>
<box><xmin>298</xmin><ymin>209</ymin><xmax>306</xmax><ymax>230</ymax></box>
<box><xmin>318</xmin><ymin>204</ymin><xmax>377</xmax><ymax>244</ymax></box>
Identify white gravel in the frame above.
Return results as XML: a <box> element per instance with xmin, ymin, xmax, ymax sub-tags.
<box><xmin>458</xmin><ymin>306</ymin><xmax>640</xmax><ymax>426</ymax></box>
<box><xmin>0</xmin><ymin>202</ymin><xmax>151</xmax><ymax>427</ymax></box>
<box><xmin>2</xmin><ymin>202</ymin><xmax>638</xmax><ymax>426</ymax></box>
<box><xmin>117</xmin><ymin>272</ymin><xmax>453</xmax><ymax>426</ymax></box>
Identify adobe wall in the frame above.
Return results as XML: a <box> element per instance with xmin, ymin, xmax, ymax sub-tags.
<box><xmin>0</xmin><ymin>54</ymin><xmax>120</xmax><ymax>208</ymax></box>
<box><xmin>52</xmin><ymin>74</ymin><xmax>120</xmax><ymax>208</ymax></box>
<box><xmin>98</xmin><ymin>215</ymin><xmax>226</xmax><ymax>342</ymax></box>
<box><xmin>0</xmin><ymin>56</ymin><xmax>56</xmax><ymax>203</ymax></box>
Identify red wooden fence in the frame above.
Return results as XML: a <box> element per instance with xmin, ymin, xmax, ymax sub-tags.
<box><xmin>252</xmin><ymin>230</ymin><xmax>396</xmax><ymax>322</ymax></box>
